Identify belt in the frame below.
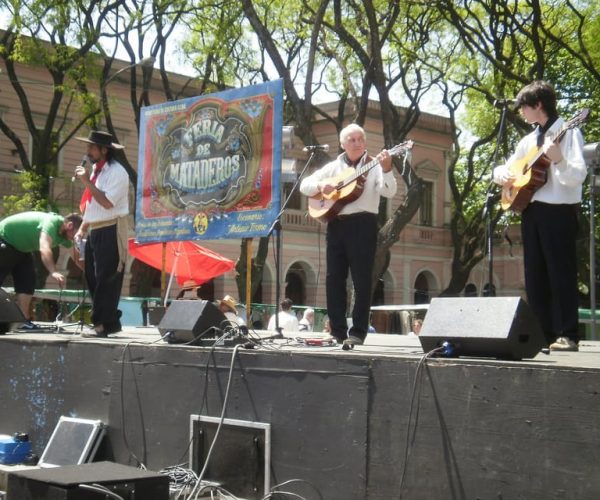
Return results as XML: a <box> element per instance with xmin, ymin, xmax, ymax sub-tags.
<box><xmin>336</xmin><ymin>212</ymin><xmax>376</xmax><ymax>220</ymax></box>
<box><xmin>87</xmin><ymin>216</ymin><xmax>129</xmax><ymax>272</ymax></box>
<box><xmin>88</xmin><ymin>218</ymin><xmax>118</xmax><ymax>230</ymax></box>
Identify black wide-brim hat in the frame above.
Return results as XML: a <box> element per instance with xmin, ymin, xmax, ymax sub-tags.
<box><xmin>75</xmin><ymin>130</ymin><xmax>124</xmax><ymax>150</ymax></box>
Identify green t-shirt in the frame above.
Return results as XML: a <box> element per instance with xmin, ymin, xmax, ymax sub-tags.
<box><xmin>0</xmin><ymin>211</ymin><xmax>72</xmax><ymax>253</ymax></box>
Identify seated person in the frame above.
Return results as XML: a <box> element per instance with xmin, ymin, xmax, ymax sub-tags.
<box><xmin>176</xmin><ymin>280</ymin><xmax>201</xmax><ymax>300</ymax></box>
<box><xmin>298</xmin><ymin>308</ymin><xmax>314</xmax><ymax>332</ymax></box>
<box><xmin>217</xmin><ymin>295</ymin><xmax>246</xmax><ymax>326</ymax></box>
<box><xmin>408</xmin><ymin>318</ymin><xmax>423</xmax><ymax>336</ymax></box>
<box><xmin>267</xmin><ymin>298</ymin><xmax>299</xmax><ymax>332</ymax></box>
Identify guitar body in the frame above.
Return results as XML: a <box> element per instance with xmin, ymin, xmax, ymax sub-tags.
<box><xmin>305</xmin><ymin>140</ymin><xmax>414</xmax><ymax>223</ymax></box>
<box><xmin>308</xmin><ymin>168</ymin><xmax>366</xmax><ymax>223</ymax></box>
<box><xmin>499</xmin><ymin>108</ymin><xmax>589</xmax><ymax>213</ymax></box>
<box><xmin>501</xmin><ymin>150</ymin><xmax>550</xmax><ymax>212</ymax></box>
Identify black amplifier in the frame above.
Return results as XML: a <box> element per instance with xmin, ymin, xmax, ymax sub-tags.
<box><xmin>7</xmin><ymin>461</ymin><xmax>169</xmax><ymax>500</ymax></box>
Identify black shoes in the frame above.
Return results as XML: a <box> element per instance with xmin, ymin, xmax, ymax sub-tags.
<box><xmin>342</xmin><ymin>335</ymin><xmax>364</xmax><ymax>350</ymax></box>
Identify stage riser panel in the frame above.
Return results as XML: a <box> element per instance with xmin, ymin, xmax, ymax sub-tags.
<box><xmin>0</xmin><ymin>338</ymin><xmax>598</xmax><ymax>499</ymax></box>
<box><xmin>369</xmin><ymin>359</ymin><xmax>600</xmax><ymax>499</ymax></box>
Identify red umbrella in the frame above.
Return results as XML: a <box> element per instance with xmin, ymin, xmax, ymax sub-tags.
<box><xmin>128</xmin><ymin>239</ymin><xmax>236</xmax><ymax>300</ymax></box>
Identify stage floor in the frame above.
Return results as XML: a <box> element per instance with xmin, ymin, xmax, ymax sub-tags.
<box><xmin>3</xmin><ymin>322</ymin><xmax>600</xmax><ymax>369</ymax></box>
<box><xmin>1</xmin><ymin>324</ymin><xmax>599</xmax><ymax>499</ymax></box>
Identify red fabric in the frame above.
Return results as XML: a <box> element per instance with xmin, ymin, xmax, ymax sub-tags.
<box><xmin>79</xmin><ymin>159</ymin><xmax>106</xmax><ymax>213</ymax></box>
<box><xmin>127</xmin><ymin>238</ymin><xmax>235</xmax><ymax>286</ymax></box>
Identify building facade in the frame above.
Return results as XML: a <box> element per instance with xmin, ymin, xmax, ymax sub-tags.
<box><xmin>0</xmin><ymin>55</ymin><xmax>526</xmax><ymax>321</ymax></box>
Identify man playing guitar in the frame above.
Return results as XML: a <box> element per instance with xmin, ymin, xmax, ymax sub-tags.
<box><xmin>493</xmin><ymin>80</ymin><xmax>587</xmax><ymax>352</ymax></box>
<box><xmin>300</xmin><ymin>123</ymin><xmax>396</xmax><ymax>348</ymax></box>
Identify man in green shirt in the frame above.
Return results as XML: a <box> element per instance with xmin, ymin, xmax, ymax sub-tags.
<box><xmin>0</xmin><ymin>211</ymin><xmax>82</xmax><ymax>328</ymax></box>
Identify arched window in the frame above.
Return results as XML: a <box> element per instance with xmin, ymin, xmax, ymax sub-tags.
<box><xmin>414</xmin><ymin>272</ymin><xmax>430</xmax><ymax>304</ymax></box>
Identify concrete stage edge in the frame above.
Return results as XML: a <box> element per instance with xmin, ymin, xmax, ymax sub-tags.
<box><xmin>0</xmin><ymin>327</ymin><xmax>598</xmax><ymax>500</ymax></box>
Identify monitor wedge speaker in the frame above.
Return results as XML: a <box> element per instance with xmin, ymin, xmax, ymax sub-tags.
<box><xmin>419</xmin><ymin>297</ymin><xmax>544</xmax><ymax>360</ymax></box>
<box><xmin>158</xmin><ymin>300</ymin><xmax>227</xmax><ymax>344</ymax></box>
<box><xmin>0</xmin><ymin>287</ymin><xmax>25</xmax><ymax>334</ymax></box>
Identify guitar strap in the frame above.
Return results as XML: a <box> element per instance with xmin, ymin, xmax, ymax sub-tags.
<box><xmin>342</xmin><ymin>151</ymin><xmax>367</xmax><ymax>167</ymax></box>
<box><xmin>536</xmin><ymin>116</ymin><xmax>558</xmax><ymax>147</ymax></box>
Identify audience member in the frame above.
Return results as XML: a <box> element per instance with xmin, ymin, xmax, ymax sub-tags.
<box><xmin>217</xmin><ymin>295</ymin><xmax>246</xmax><ymax>326</ymax></box>
<box><xmin>267</xmin><ymin>298</ymin><xmax>299</xmax><ymax>332</ymax></box>
<box><xmin>298</xmin><ymin>308</ymin><xmax>314</xmax><ymax>332</ymax></box>
<box><xmin>408</xmin><ymin>318</ymin><xmax>423</xmax><ymax>336</ymax></box>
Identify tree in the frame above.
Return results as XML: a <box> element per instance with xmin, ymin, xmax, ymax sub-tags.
<box><xmin>0</xmin><ymin>0</ymin><xmax>123</xmax><ymax>210</ymax></box>
<box><xmin>423</xmin><ymin>0</ymin><xmax>600</xmax><ymax>295</ymax></box>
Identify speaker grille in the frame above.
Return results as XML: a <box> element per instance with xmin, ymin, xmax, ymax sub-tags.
<box><xmin>158</xmin><ymin>300</ymin><xmax>227</xmax><ymax>344</ymax></box>
<box><xmin>419</xmin><ymin>297</ymin><xmax>544</xmax><ymax>360</ymax></box>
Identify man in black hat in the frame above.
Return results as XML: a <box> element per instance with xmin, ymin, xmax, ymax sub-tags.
<box><xmin>73</xmin><ymin>130</ymin><xmax>129</xmax><ymax>337</ymax></box>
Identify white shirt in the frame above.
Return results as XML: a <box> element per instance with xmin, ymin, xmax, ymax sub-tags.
<box><xmin>493</xmin><ymin>118</ymin><xmax>587</xmax><ymax>205</ymax></box>
<box><xmin>83</xmin><ymin>159</ymin><xmax>130</xmax><ymax>223</ymax></box>
<box><xmin>224</xmin><ymin>311</ymin><xmax>246</xmax><ymax>326</ymax></box>
<box><xmin>267</xmin><ymin>310</ymin><xmax>299</xmax><ymax>331</ymax></box>
<box><xmin>300</xmin><ymin>153</ymin><xmax>397</xmax><ymax>215</ymax></box>
<box><xmin>298</xmin><ymin>318</ymin><xmax>313</xmax><ymax>332</ymax></box>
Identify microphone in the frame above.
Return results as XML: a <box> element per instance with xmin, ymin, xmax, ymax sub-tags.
<box><xmin>72</xmin><ymin>156</ymin><xmax>88</xmax><ymax>182</ymax></box>
<box><xmin>303</xmin><ymin>144</ymin><xmax>329</xmax><ymax>152</ymax></box>
<box><xmin>493</xmin><ymin>98</ymin><xmax>516</xmax><ymax>107</ymax></box>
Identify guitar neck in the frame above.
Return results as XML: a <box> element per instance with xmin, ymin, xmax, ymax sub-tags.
<box><xmin>548</xmin><ymin>121</ymin><xmax>570</xmax><ymax>145</ymax></box>
<box><xmin>346</xmin><ymin>156</ymin><xmax>380</xmax><ymax>184</ymax></box>
<box><xmin>341</xmin><ymin>141</ymin><xmax>411</xmax><ymax>188</ymax></box>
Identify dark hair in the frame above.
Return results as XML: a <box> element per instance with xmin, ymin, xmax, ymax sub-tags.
<box><xmin>514</xmin><ymin>80</ymin><xmax>558</xmax><ymax>118</ymax></box>
<box><xmin>281</xmin><ymin>298</ymin><xmax>293</xmax><ymax>310</ymax></box>
<box><xmin>64</xmin><ymin>213</ymin><xmax>83</xmax><ymax>230</ymax></box>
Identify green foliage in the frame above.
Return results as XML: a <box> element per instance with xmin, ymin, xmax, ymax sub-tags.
<box><xmin>2</xmin><ymin>171</ymin><xmax>49</xmax><ymax>215</ymax></box>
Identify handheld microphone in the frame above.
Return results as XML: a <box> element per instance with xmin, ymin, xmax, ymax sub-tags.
<box><xmin>493</xmin><ymin>98</ymin><xmax>516</xmax><ymax>108</ymax></box>
<box><xmin>303</xmin><ymin>144</ymin><xmax>330</xmax><ymax>152</ymax></box>
<box><xmin>72</xmin><ymin>156</ymin><xmax>88</xmax><ymax>182</ymax></box>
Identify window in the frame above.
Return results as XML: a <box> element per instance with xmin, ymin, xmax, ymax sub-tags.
<box><xmin>419</xmin><ymin>180</ymin><xmax>433</xmax><ymax>226</ymax></box>
<box><xmin>282</xmin><ymin>182</ymin><xmax>302</xmax><ymax>210</ymax></box>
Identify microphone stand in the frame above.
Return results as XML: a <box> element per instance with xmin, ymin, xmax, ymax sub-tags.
<box><xmin>267</xmin><ymin>149</ymin><xmax>321</xmax><ymax>338</ymax></box>
<box><xmin>484</xmin><ymin>101</ymin><xmax>511</xmax><ymax>297</ymax></box>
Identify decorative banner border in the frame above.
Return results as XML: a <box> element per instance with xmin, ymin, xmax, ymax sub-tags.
<box><xmin>135</xmin><ymin>80</ymin><xmax>283</xmax><ymax>243</ymax></box>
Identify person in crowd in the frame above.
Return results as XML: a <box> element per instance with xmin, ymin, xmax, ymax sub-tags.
<box><xmin>267</xmin><ymin>298</ymin><xmax>299</xmax><ymax>332</ymax></box>
<box><xmin>176</xmin><ymin>280</ymin><xmax>202</xmax><ymax>300</ymax></box>
<box><xmin>408</xmin><ymin>318</ymin><xmax>423</xmax><ymax>337</ymax></box>
<box><xmin>298</xmin><ymin>308</ymin><xmax>314</xmax><ymax>332</ymax></box>
<box><xmin>493</xmin><ymin>80</ymin><xmax>587</xmax><ymax>352</ymax></box>
<box><xmin>0</xmin><ymin>211</ymin><xmax>82</xmax><ymax>328</ymax></box>
<box><xmin>299</xmin><ymin>123</ymin><xmax>396</xmax><ymax>347</ymax></box>
<box><xmin>74</xmin><ymin>130</ymin><xmax>129</xmax><ymax>337</ymax></box>
<box><xmin>217</xmin><ymin>294</ymin><xmax>246</xmax><ymax>326</ymax></box>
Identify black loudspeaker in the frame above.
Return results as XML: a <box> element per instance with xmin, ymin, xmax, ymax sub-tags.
<box><xmin>7</xmin><ymin>461</ymin><xmax>169</xmax><ymax>500</ymax></box>
<box><xmin>0</xmin><ymin>287</ymin><xmax>26</xmax><ymax>334</ymax></box>
<box><xmin>419</xmin><ymin>297</ymin><xmax>545</xmax><ymax>360</ymax></box>
<box><xmin>158</xmin><ymin>299</ymin><xmax>227</xmax><ymax>344</ymax></box>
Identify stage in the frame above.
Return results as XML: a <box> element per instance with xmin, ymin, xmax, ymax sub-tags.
<box><xmin>0</xmin><ymin>324</ymin><xmax>598</xmax><ymax>499</ymax></box>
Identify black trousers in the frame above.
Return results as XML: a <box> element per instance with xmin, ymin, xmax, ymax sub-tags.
<box><xmin>326</xmin><ymin>212</ymin><xmax>378</xmax><ymax>342</ymax></box>
<box><xmin>521</xmin><ymin>201</ymin><xmax>580</xmax><ymax>344</ymax></box>
<box><xmin>85</xmin><ymin>224</ymin><xmax>123</xmax><ymax>331</ymax></box>
<box><xmin>0</xmin><ymin>240</ymin><xmax>35</xmax><ymax>294</ymax></box>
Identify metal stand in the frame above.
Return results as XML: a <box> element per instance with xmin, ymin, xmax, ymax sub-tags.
<box><xmin>584</xmin><ymin>142</ymin><xmax>600</xmax><ymax>339</ymax></box>
<box><xmin>267</xmin><ymin>150</ymin><xmax>320</xmax><ymax>335</ymax></box>
<box><xmin>483</xmin><ymin>101</ymin><xmax>511</xmax><ymax>296</ymax></box>
<box><xmin>53</xmin><ymin>280</ymin><xmax>88</xmax><ymax>334</ymax></box>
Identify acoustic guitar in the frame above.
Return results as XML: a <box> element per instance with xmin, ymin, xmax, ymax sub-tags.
<box><xmin>308</xmin><ymin>140</ymin><xmax>413</xmax><ymax>223</ymax></box>
<box><xmin>500</xmin><ymin>109</ymin><xmax>589</xmax><ymax>212</ymax></box>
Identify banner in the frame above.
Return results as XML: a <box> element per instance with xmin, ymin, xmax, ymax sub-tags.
<box><xmin>135</xmin><ymin>80</ymin><xmax>284</xmax><ymax>243</ymax></box>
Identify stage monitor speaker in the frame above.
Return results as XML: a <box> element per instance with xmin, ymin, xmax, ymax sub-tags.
<box><xmin>0</xmin><ymin>287</ymin><xmax>25</xmax><ymax>333</ymax></box>
<box><xmin>7</xmin><ymin>460</ymin><xmax>169</xmax><ymax>500</ymax></box>
<box><xmin>158</xmin><ymin>299</ymin><xmax>227</xmax><ymax>344</ymax></box>
<box><xmin>419</xmin><ymin>297</ymin><xmax>544</xmax><ymax>360</ymax></box>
